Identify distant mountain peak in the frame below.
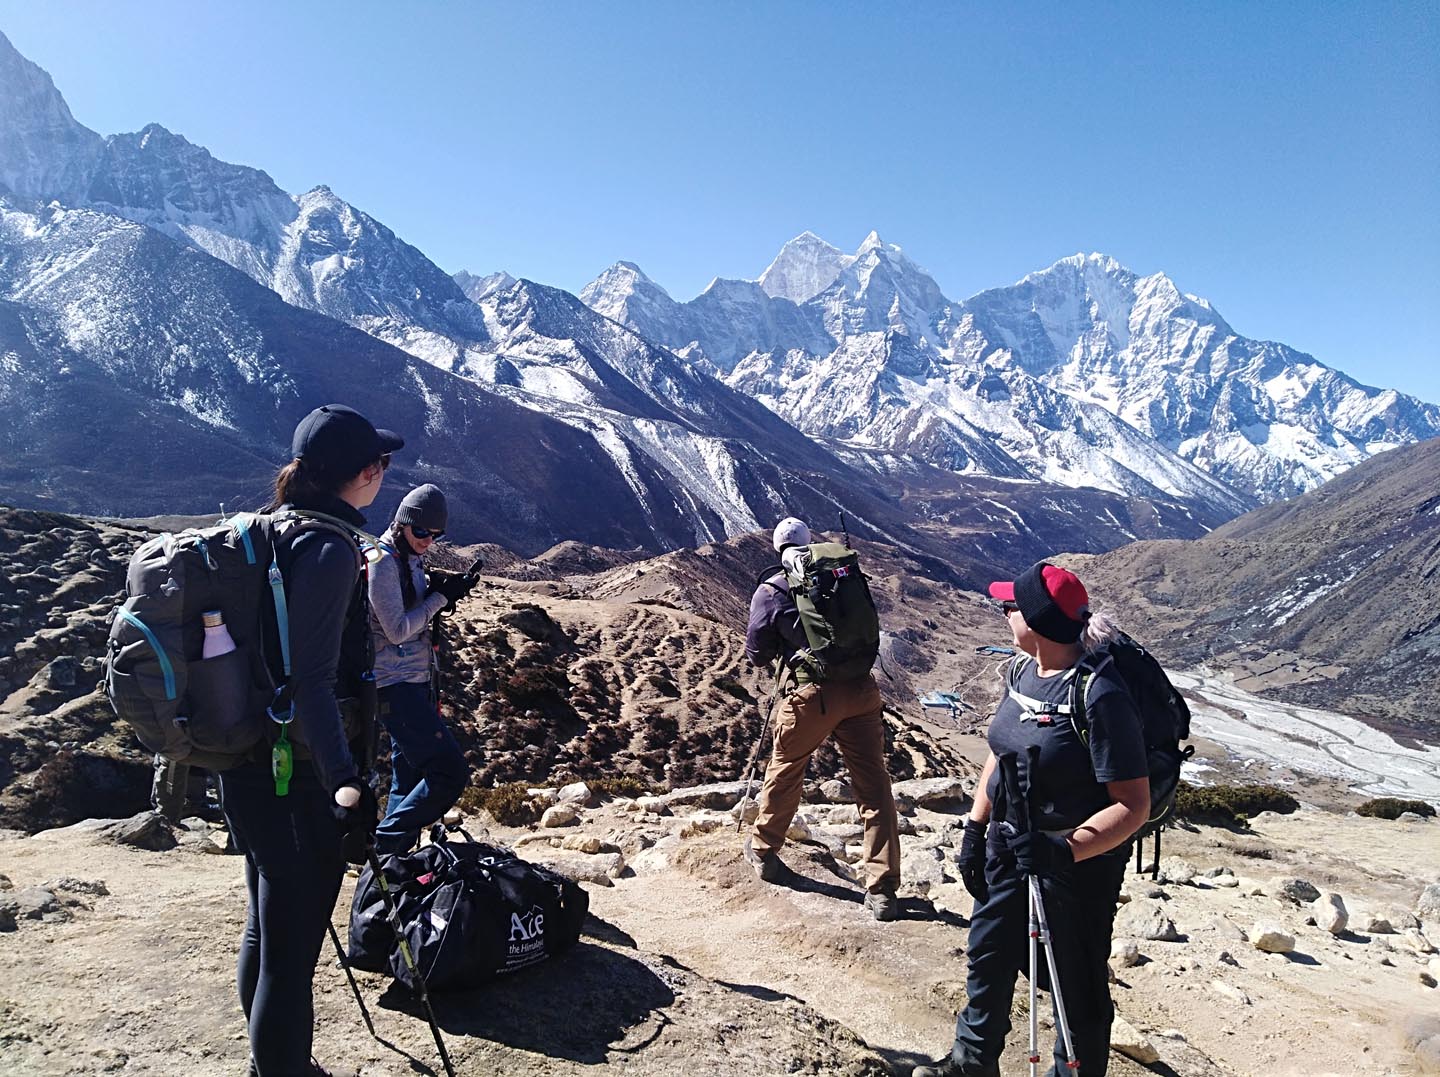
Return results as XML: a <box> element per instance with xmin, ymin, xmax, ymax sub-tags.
<box><xmin>759</xmin><ymin>231</ymin><xmax>853</xmax><ymax>303</ymax></box>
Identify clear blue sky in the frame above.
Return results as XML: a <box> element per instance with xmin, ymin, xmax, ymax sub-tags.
<box><xmin>5</xmin><ymin>2</ymin><xmax>1438</xmax><ymax>402</ymax></box>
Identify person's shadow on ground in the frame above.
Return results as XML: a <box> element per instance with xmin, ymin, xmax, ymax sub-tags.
<box><xmin>377</xmin><ymin>917</ymin><xmax>675</xmax><ymax>1064</ymax></box>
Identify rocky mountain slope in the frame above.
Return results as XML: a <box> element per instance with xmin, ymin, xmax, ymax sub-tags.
<box><xmin>582</xmin><ymin>234</ymin><xmax>1440</xmax><ymax>508</ymax></box>
<box><xmin>1067</xmin><ymin>436</ymin><xmax>1440</xmax><ymax>739</ymax></box>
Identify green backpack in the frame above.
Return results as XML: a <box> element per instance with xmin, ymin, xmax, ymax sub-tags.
<box><xmin>771</xmin><ymin>541</ymin><xmax>881</xmax><ymax>683</ymax></box>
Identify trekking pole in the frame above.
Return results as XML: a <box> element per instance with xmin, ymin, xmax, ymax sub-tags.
<box><xmin>365</xmin><ymin>846</ymin><xmax>457</xmax><ymax>1077</ymax></box>
<box><xmin>734</xmin><ymin>660</ymin><xmax>782</xmax><ymax>832</ymax></box>
<box><xmin>327</xmin><ymin>922</ymin><xmax>376</xmax><ymax>1038</ymax></box>
<box><xmin>838</xmin><ymin>509</ymin><xmax>852</xmax><ymax>549</ymax></box>
<box><xmin>998</xmin><ymin>750</ymin><xmax>1080</xmax><ymax>1076</ymax></box>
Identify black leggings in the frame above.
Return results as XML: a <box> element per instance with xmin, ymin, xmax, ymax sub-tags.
<box><xmin>220</xmin><ymin>760</ymin><xmax>345</xmax><ymax>1076</ymax></box>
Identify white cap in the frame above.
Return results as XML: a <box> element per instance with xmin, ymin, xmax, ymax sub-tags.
<box><xmin>772</xmin><ymin>517</ymin><xmax>811</xmax><ymax>552</ymax></box>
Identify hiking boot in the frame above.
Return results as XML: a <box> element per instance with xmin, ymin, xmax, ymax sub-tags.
<box><xmin>911</xmin><ymin>1057</ymin><xmax>999</xmax><ymax>1077</ymax></box>
<box><xmin>865</xmin><ymin>890</ymin><xmax>899</xmax><ymax>922</ymax></box>
<box><xmin>743</xmin><ymin>836</ymin><xmax>784</xmax><ymax>882</ymax></box>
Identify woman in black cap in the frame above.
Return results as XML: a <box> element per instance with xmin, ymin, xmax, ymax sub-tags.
<box><xmin>367</xmin><ymin>483</ymin><xmax>474</xmax><ymax>854</ymax></box>
<box><xmin>915</xmin><ymin>561</ymin><xmax>1150</xmax><ymax>1077</ymax></box>
<box><xmin>221</xmin><ymin>403</ymin><xmax>402</xmax><ymax>1077</ymax></box>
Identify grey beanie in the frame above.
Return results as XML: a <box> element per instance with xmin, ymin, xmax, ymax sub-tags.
<box><xmin>395</xmin><ymin>484</ymin><xmax>448</xmax><ymax>531</ymax></box>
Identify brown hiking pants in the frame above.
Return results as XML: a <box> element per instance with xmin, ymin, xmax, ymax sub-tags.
<box><xmin>751</xmin><ymin>673</ymin><xmax>901</xmax><ymax>894</ymax></box>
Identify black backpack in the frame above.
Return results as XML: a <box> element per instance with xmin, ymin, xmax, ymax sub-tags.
<box><xmin>760</xmin><ymin>541</ymin><xmax>881</xmax><ymax>683</ymax></box>
<box><xmin>1005</xmin><ymin>633</ymin><xmax>1193</xmax><ymax>841</ymax></box>
<box><xmin>348</xmin><ymin>834</ymin><xmax>589</xmax><ymax>992</ymax></box>
<box><xmin>102</xmin><ymin>509</ymin><xmax>373</xmax><ymax>770</ymax></box>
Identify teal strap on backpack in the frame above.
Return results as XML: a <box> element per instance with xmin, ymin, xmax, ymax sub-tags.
<box><xmin>267</xmin><ymin>555</ymin><xmax>292</xmax><ymax>679</ymax></box>
<box><xmin>116</xmin><ymin>609</ymin><xmax>177</xmax><ymax>701</ymax></box>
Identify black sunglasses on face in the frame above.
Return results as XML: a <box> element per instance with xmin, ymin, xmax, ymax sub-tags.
<box><xmin>379</xmin><ymin>453</ymin><xmax>392</xmax><ymax>471</ymax></box>
<box><xmin>1000</xmin><ymin>600</ymin><xmax>1020</xmax><ymax>614</ymax></box>
<box><xmin>410</xmin><ymin>526</ymin><xmax>444</xmax><ymax>540</ymax></box>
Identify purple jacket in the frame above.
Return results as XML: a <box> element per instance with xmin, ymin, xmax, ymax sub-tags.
<box><xmin>746</xmin><ymin>573</ymin><xmax>809</xmax><ymax>668</ymax></box>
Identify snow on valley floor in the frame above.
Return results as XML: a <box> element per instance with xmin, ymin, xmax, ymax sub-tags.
<box><xmin>1173</xmin><ymin>669</ymin><xmax>1440</xmax><ymax>803</ymax></box>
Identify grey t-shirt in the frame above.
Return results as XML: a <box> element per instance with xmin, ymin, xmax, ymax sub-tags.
<box><xmin>986</xmin><ymin>656</ymin><xmax>1147</xmax><ymax>831</ymax></box>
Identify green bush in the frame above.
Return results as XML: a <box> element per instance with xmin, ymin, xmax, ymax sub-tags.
<box><xmin>1172</xmin><ymin>782</ymin><xmax>1299</xmax><ymax>826</ymax></box>
<box><xmin>588</xmin><ymin>775</ymin><xmax>657</xmax><ymax>798</ymax></box>
<box><xmin>1356</xmin><ymin>797</ymin><xmax>1437</xmax><ymax>820</ymax></box>
<box><xmin>459</xmin><ymin>781</ymin><xmax>543</xmax><ymax>825</ymax></box>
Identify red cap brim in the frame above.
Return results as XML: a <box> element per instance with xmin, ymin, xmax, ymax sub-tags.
<box><xmin>987</xmin><ymin>581</ymin><xmax>1015</xmax><ymax>601</ymax></box>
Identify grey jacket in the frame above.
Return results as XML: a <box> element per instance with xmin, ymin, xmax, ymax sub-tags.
<box><xmin>745</xmin><ymin>573</ymin><xmax>808</xmax><ymax>668</ymax></box>
<box><xmin>367</xmin><ymin>527</ymin><xmax>448</xmax><ymax>688</ymax></box>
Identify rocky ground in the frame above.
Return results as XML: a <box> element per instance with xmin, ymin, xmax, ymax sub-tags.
<box><xmin>2</xmin><ymin>778</ymin><xmax>1437</xmax><ymax>1076</ymax></box>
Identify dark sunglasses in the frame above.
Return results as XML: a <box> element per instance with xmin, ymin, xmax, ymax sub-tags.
<box><xmin>379</xmin><ymin>453</ymin><xmax>392</xmax><ymax>471</ymax></box>
<box><xmin>410</xmin><ymin>526</ymin><xmax>444</xmax><ymax>540</ymax></box>
<box><xmin>999</xmin><ymin>600</ymin><xmax>1020</xmax><ymax>614</ymax></box>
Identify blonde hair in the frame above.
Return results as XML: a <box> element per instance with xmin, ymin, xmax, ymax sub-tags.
<box><xmin>1080</xmin><ymin>609</ymin><xmax>1122</xmax><ymax>654</ymax></box>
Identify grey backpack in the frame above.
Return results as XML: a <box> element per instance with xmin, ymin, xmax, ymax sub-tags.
<box><xmin>102</xmin><ymin>510</ymin><xmax>364</xmax><ymax>770</ymax></box>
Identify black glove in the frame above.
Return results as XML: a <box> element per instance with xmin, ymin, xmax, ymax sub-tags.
<box><xmin>956</xmin><ymin>818</ymin><xmax>989</xmax><ymax>902</ymax></box>
<box><xmin>427</xmin><ymin>569</ymin><xmax>477</xmax><ymax>606</ymax></box>
<box><xmin>332</xmin><ymin>780</ymin><xmax>378</xmax><ymax>865</ymax></box>
<box><xmin>1005</xmin><ymin>828</ymin><xmax>1073</xmax><ymax>877</ymax></box>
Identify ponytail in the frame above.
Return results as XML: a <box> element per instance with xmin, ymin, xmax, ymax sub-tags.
<box><xmin>265</xmin><ymin>458</ymin><xmax>336</xmax><ymax>511</ymax></box>
<box><xmin>1080</xmin><ymin>610</ymin><xmax>1122</xmax><ymax>655</ymax></box>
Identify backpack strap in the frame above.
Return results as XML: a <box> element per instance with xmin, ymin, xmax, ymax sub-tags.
<box><xmin>1003</xmin><ymin>653</ymin><xmax>1082</xmax><ymax>725</ymax></box>
<box><xmin>1067</xmin><ymin>651</ymin><xmax>1115</xmax><ymax>747</ymax></box>
<box><xmin>755</xmin><ymin>563</ymin><xmax>786</xmax><ymax>593</ymax></box>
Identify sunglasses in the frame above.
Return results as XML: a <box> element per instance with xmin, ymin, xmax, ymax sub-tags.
<box><xmin>999</xmin><ymin>600</ymin><xmax>1020</xmax><ymax>614</ymax></box>
<box><xmin>410</xmin><ymin>526</ymin><xmax>444</xmax><ymax>540</ymax></box>
<box><xmin>379</xmin><ymin>453</ymin><xmax>392</xmax><ymax>471</ymax></box>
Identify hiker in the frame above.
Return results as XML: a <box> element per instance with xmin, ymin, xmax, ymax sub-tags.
<box><xmin>367</xmin><ymin>483</ymin><xmax>474</xmax><ymax>855</ymax></box>
<box><xmin>219</xmin><ymin>404</ymin><xmax>401</xmax><ymax>1077</ymax></box>
<box><xmin>741</xmin><ymin>517</ymin><xmax>902</xmax><ymax>921</ymax></box>
<box><xmin>149</xmin><ymin>753</ymin><xmax>189</xmax><ymax>822</ymax></box>
<box><xmin>914</xmin><ymin>561</ymin><xmax>1149</xmax><ymax>1077</ymax></box>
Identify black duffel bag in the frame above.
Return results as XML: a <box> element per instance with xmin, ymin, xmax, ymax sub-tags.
<box><xmin>348</xmin><ymin>834</ymin><xmax>589</xmax><ymax>991</ymax></box>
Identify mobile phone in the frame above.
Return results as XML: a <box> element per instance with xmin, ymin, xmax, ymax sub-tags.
<box><xmin>465</xmin><ymin>556</ymin><xmax>485</xmax><ymax>577</ymax></box>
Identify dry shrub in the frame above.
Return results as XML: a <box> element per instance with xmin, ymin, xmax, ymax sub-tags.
<box><xmin>1356</xmin><ymin>797</ymin><xmax>1437</xmax><ymax>820</ymax></box>
<box><xmin>1173</xmin><ymin>782</ymin><xmax>1299</xmax><ymax>826</ymax></box>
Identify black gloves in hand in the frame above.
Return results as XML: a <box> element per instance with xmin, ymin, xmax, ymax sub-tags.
<box><xmin>427</xmin><ymin>569</ymin><xmax>477</xmax><ymax>606</ymax></box>
<box><xmin>1005</xmin><ymin>829</ymin><xmax>1073</xmax><ymax>877</ymax></box>
<box><xmin>332</xmin><ymin>780</ymin><xmax>378</xmax><ymax>865</ymax></box>
<box><xmin>956</xmin><ymin>818</ymin><xmax>989</xmax><ymax>902</ymax></box>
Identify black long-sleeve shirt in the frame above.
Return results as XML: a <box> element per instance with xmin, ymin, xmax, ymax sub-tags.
<box><xmin>273</xmin><ymin>495</ymin><xmax>369</xmax><ymax>792</ymax></box>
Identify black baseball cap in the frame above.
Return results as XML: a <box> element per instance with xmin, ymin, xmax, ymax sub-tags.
<box><xmin>291</xmin><ymin>404</ymin><xmax>404</xmax><ymax>478</ymax></box>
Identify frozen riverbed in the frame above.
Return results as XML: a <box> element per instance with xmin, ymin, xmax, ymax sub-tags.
<box><xmin>1173</xmin><ymin>669</ymin><xmax>1440</xmax><ymax>803</ymax></box>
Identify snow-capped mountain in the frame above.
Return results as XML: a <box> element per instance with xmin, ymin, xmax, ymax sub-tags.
<box><xmin>583</xmin><ymin>235</ymin><xmax>1440</xmax><ymax>504</ymax></box>
<box><xmin>0</xmin><ymin>32</ymin><xmax>490</xmax><ymax>368</ymax></box>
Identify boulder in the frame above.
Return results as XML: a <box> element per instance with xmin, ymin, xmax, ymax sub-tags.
<box><xmin>1111</xmin><ymin>938</ymin><xmax>1142</xmax><ymax>968</ymax></box>
<box><xmin>1209</xmin><ymin>979</ymin><xmax>1252</xmax><ymax>1006</ymax></box>
<box><xmin>634</xmin><ymin>796</ymin><xmax>671</xmax><ymax>816</ymax></box>
<box><xmin>901</xmin><ymin>849</ymin><xmax>948</xmax><ymax>895</ymax></box>
<box><xmin>1415</xmin><ymin>883</ymin><xmax>1440</xmax><ymax>923</ymax></box>
<box><xmin>1213</xmin><ymin>874</ymin><xmax>1240</xmax><ymax>888</ymax></box>
<box><xmin>1115</xmin><ymin>901</ymin><xmax>1181</xmax><ymax>942</ymax></box>
<box><xmin>1401</xmin><ymin>929</ymin><xmax>1437</xmax><ymax>956</ymax></box>
<box><xmin>786</xmin><ymin>814</ymin><xmax>816</xmax><ymax>842</ymax></box>
<box><xmin>560</xmin><ymin>834</ymin><xmax>617</xmax><ymax>854</ymax></box>
<box><xmin>557</xmin><ymin>781</ymin><xmax>595</xmax><ymax>807</ymax></box>
<box><xmin>1251</xmin><ymin>924</ymin><xmax>1296</xmax><ymax>953</ymax></box>
<box><xmin>730</xmin><ymin>798</ymin><xmax>759</xmax><ymax>825</ymax></box>
<box><xmin>660</xmin><ymin>781</ymin><xmax>749</xmax><ymax>811</ymax></box>
<box><xmin>819</xmin><ymin>778</ymin><xmax>854</xmax><ymax>803</ymax></box>
<box><xmin>1110</xmin><ymin>1016</ymin><xmax>1160</xmax><ymax>1064</ymax></box>
<box><xmin>539</xmin><ymin>805</ymin><xmax>580</xmax><ymax>828</ymax></box>
<box><xmin>526</xmin><ymin>850</ymin><xmax>624</xmax><ymax>887</ymax></box>
<box><xmin>0</xmin><ymin>899</ymin><xmax>16</xmax><ymax>932</ymax></box>
<box><xmin>1313</xmin><ymin>893</ymin><xmax>1348</xmax><ymax>935</ymax></box>
<box><xmin>14</xmin><ymin>887</ymin><xmax>65</xmax><ymax>921</ymax></box>
<box><xmin>827</xmin><ymin>804</ymin><xmax>862</xmax><ymax>826</ymax></box>
<box><xmin>1157</xmin><ymin>857</ymin><xmax>1197</xmax><ymax>885</ymax></box>
<box><xmin>1270</xmin><ymin>876</ymin><xmax>1321</xmax><ymax>905</ymax></box>
<box><xmin>102</xmin><ymin>812</ymin><xmax>177</xmax><ymax>851</ymax></box>
<box><xmin>628</xmin><ymin>835</ymin><xmax>680</xmax><ymax>875</ymax></box>
<box><xmin>891</xmin><ymin>777</ymin><xmax>968</xmax><ymax>807</ymax></box>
